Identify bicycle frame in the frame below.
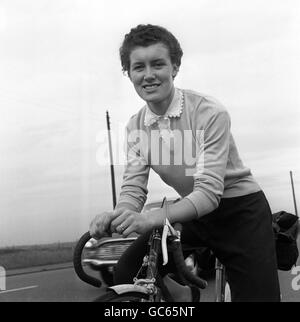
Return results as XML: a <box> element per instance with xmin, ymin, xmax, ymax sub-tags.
<box><xmin>104</xmin><ymin>221</ymin><xmax>212</xmax><ymax>302</ymax></box>
<box><xmin>74</xmin><ymin>231</ymin><xmax>229</xmax><ymax>302</ymax></box>
<box><xmin>73</xmin><ymin>199</ymin><xmax>230</xmax><ymax>302</ymax></box>
<box><xmin>107</xmin><ymin>228</ymin><xmax>165</xmax><ymax>301</ymax></box>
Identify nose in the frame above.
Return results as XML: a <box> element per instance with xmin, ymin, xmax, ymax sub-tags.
<box><xmin>144</xmin><ymin>66</ymin><xmax>155</xmax><ymax>81</ymax></box>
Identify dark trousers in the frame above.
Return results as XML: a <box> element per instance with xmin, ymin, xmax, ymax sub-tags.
<box><xmin>114</xmin><ymin>191</ymin><xmax>281</xmax><ymax>302</ymax></box>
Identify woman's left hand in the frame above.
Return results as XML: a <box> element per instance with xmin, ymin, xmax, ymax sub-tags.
<box><xmin>110</xmin><ymin>208</ymin><xmax>154</xmax><ymax>237</ymax></box>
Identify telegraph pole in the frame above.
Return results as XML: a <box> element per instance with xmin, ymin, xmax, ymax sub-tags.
<box><xmin>106</xmin><ymin>111</ymin><xmax>117</xmax><ymax>209</ymax></box>
<box><xmin>290</xmin><ymin>171</ymin><xmax>298</xmax><ymax>217</ymax></box>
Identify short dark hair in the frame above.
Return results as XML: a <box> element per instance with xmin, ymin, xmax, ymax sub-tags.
<box><xmin>119</xmin><ymin>24</ymin><xmax>183</xmax><ymax>75</ymax></box>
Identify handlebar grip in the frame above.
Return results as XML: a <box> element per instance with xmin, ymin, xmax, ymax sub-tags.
<box><xmin>172</xmin><ymin>242</ymin><xmax>208</xmax><ymax>289</ymax></box>
<box><xmin>73</xmin><ymin>232</ymin><xmax>103</xmax><ymax>288</ymax></box>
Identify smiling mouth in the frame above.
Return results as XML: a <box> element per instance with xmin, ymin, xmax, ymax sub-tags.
<box><xmin>142</xmin><ymin>84</ymin><xmax>161</xmax><ymax>90</ymax></box>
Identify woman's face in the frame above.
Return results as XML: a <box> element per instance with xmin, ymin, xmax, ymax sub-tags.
<box><xmin>128</xmin><ymin>42</ymin><xmax>178</xmax><ymax>114</ymax></box>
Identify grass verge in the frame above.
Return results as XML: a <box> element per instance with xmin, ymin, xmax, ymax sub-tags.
<box><xmin>0</xmin><ymin>242</ymin><xmax>76</xmax><ymax>270</ymax></box>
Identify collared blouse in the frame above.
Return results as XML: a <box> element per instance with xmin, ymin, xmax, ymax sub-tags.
<box><xmin>118</xmin><ymin>88</ymin><xmax>261</xmax><ymax>217</ymax></box>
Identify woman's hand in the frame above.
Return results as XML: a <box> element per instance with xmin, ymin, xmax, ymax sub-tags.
<box><xmin>110</xmin><ymin>208</ymin><xmax>154</xmax><ymax>237</ymax></box>
<box><xmin>89</xmin><ymin>211</ymin><xmax>114</xmax><ymax>239</ymax></box>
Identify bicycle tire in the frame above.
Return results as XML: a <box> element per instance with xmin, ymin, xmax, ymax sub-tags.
<box><xmin>94</xmin><ymin>290</ymin><xmax>150</xmax><ymax>302</ymax></box>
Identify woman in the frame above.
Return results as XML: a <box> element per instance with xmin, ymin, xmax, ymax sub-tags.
<box><xmin>90</xmin><ymin>24</ymin><xmax>280</xmax><ymax>302</ymax></box>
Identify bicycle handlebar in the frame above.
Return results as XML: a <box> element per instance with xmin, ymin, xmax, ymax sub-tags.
<box><xmin>171</xmin><ymin>240</ymin><xmax>208</xmax><ymax>289</ymax></box>
<box><xmin>168</xmin><ymin>222</ymin><xmax>208</xmax><ymax>289</ymax></box>
<box><xmin>73</xmin><ymin>231</ymin><xmax>103</xmax><ymax>288</ymax></box>
<box><xmin>73</xmin><ymin>197</ymin><xmax>207</xmax><ymax>291</ymax></box>
<box><xmin>161</xmin><ymin>199</ymin><xmax>208</xmax><ymax>290</ymax></box>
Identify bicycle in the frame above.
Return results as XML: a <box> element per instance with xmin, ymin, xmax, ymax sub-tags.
<box><xmin>73</xmin><ymin>197</ymin><xmax>231</xmax><ymax>302</ymax></box>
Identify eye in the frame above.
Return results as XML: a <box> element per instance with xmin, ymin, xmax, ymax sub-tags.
<box><xmin>132</xmin><ymin>65</ymin><xmax>144</xmax><ymax>71</ymax></box>
<box><xmin>154</xmin><ymin>62</ymin><xmax>164</xmax><ymax>68</ymax></box>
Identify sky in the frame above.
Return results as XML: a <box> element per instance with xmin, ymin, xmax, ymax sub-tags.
<box><xmin>0</xmin><ymin>0</ymin><xmax>299</xmax><ymax>246</ymax></box>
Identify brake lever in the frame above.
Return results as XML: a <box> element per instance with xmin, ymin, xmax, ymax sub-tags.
<box><xmin>161</xmin><ymin>218</ymin><xmax>181</xmax><ymax>266</ymax></box>
<box><xmin>161</xmin><ymin>222</ymin><xmax>169</xmax><ymax>266</ymax></box>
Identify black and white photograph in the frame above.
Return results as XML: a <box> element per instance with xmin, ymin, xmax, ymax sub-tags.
<box><xmin>0</xmin><ymin>0</ymin><xmax>299</xmax><ymax>305</ymax></box>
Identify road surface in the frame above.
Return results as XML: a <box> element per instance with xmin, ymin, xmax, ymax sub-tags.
<box><xmin>0</xmin><ymin>263</ymin><xmax>299</xmax><ymax>302</ymax></box>
<box><xmin>0</xmin><ymin>266</ymin><xmax>102</xmax><ymax>302</ymax></box>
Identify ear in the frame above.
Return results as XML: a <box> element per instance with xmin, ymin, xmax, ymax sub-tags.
<box><xmin>126</xmin><ymin>70</ymin><xmax>131</xmax><ymax>80</ymax></box>
<box><xmin>172</xmin><ymin>65</ymin><xmax>179</xmax><ymax>78</ymax></box>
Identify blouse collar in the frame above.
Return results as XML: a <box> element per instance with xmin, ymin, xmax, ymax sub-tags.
<box><xmin>144</xmin><ymin>88</ymin><xmax>184</xmax><ymax>127</ymax></box>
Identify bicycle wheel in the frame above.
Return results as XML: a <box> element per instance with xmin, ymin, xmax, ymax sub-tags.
<box><xmin>94</xmin><ymin>290</ymin><xmax>150</xmax><ymax>302</ymax></box>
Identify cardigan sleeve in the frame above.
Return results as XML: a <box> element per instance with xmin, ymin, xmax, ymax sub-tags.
<box><xmin>117</xmin><ymin>124</ymin><xmax>150</xmax><ymax>212</ymax></box>
<box><xmin>184</xmin><ymin>98</ymin><xmax>231</xmax><ymax>217</ymax></box>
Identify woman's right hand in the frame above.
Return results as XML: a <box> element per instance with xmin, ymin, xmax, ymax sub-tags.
<box><xmin>89</xmin><ymin>211</ymin><xmax>114</xmax><ymax>239</ymax></box>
